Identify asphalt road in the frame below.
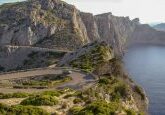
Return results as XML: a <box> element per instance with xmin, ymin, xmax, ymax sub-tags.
<box><xmin>0</xmin><ymin>68</ymin><xmax>96</xmax><ymax>93</ymax></box>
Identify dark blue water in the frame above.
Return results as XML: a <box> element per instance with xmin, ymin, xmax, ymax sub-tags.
<box><xmin>123</xmin><ymin>44</ymin><xmax>165</xmax><ymax>115</ymax></box>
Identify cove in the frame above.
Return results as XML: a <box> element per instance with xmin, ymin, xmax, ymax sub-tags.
<box><xmin>123</xmin><ymin>44</ymin><xmax>165</xmax><ymax>115</ymax></box>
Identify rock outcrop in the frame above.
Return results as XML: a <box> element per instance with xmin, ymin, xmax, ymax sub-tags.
<box><xmin>59</xmin><ymin>41</ymin><xmax>114</xmax><ymax>71</ymax></box>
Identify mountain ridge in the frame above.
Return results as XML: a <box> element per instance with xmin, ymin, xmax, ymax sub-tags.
<box><xmin>153</xmin><ymin>23</ymin><xmax>165</xmax><ymax>31</ymax></box>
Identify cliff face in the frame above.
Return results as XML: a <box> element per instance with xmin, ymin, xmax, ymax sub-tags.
<box><xmin>0</xmin><ymin>0</ymin><xmax>89</xmax><ymax>49</ymax></box>
<box><xmin>80</xmin><ymin>12</ymin><xmax>138</xmax><ymax>55</ymax></box>
<box><xmin>1</xmin><ymin>0</ymin><xmax>165</xmax><ymax>56</ymax></box>
<box><xmin>95</xmin><ymin>13</ymin><xmax>137</xmax><ymax>55</ymax></box>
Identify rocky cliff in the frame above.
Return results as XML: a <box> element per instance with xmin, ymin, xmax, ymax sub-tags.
<box><xmin>0</xmin><ymin>0</ymin><xmax>89</xmax><ymax>50</ymax></box>
<box><xmin>80</xmin><ymin>12</ymin><xmax>137</xmax><ymax>55</ymax></box>
<box><xmin>1</xmin><ymin>0</ymin><xmax>165</xmax><ymax>56</ymax></box>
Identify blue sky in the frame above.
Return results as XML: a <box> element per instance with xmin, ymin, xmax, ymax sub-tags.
<box><xmin>0</xmin><ymin>0</ymin><xmax>24</xmax><ymax>4</ymax></box>
<box><xmin>0</xmin><ymin>0</ymin><xmax>165</xmax><ymax>23</ymax></box>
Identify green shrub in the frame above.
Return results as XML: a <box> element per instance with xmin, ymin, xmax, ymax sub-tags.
<box><xmin>41</xmin><ymin>91</ymin><xmax>62</xmax><ymax>97</ymax></box>
<box><xmin>28</xmin><ymin>51</ymin><xmax>39</xmax><ymax>58</ymax></box>
<box><xmin>63</xmin><ymin>94</ymin><xmax>74</xmax><ymax>99</ymax></box>
<box><xmin>0</xmin><ymin>103</ymin><xmax>49</xmax><ymax>115</ymax></box>
<box><xmin>21</xmin><ymin>95</ymin><xmax>58</xmax><ymax>106</ymax></box>
<box><xmin>111</xmin><ymin>92</ymin><xmax>121</xmax><ymax>102</ymax></box>
<box><xmin>125</xmin><ymin>109</ymin><xmax>136</xmax><ymax>115</ymax></box>
<box><xmin>110</xmin><ymin>58</ymin><xmax>124</xmax><ymax>76</ymax></box>
<box><xmin>0</xmin><ymin>65</ymin><xmax>5</xmax><ymax>71</ymax></box>
<box><xmin>69</xmin><ymin>106</ymin><xmax>83</xmax><ymax>115</ymax></box>
<box><xmin>0</xmin><ymin>92</ymin><xmax>29</xmax><ymax>99</ymax></box>
<box><xmin>12</xmin><ymin>92</ymin><xmax>29</xmax><ymax>98</ymax></box>
<box><xmin>73</xmin><ymin>98</ymin><xmax>82</xmax><ymax>104</ymax></box>
<box><xmin>98</xmin><ymin>78</ymin><xmax>110</xmax><ymax>85</ymax></box>
<box><xmin>134</xmin><ymin>85</ymin><xmax>145</xmax><ymax>100</ymax></box>
<box><xmin>22</xmin><ymin>80</ymin><xmax>50</xmax><ymax>86</ymax></box>
<box><xmin>72</xmin><ymin>100</ymin><xmax>119</xmax><ymax>115</ymax></box>
<box><xmin>114</xmin><ymin>83</ymin><xmax>129</xmax><ymax>98</ymax></box>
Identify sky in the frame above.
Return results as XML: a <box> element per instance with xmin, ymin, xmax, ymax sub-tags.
<box><xmin>0</xmin><ymin>0</ymin><xmax>165</xmax><ymax>24</ymax></box>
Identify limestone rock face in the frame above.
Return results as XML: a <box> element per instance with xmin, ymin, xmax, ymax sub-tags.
<box><xmin>1</xmin><ymin>0</ymin><xmax>165</xmax><ymax>55</ymax></box>
<box><xmin>94</xmin><ymin>13</ymin><xmax>137</xmax><ymax>55</ymax></box>
<box><xmin>80</xmin><ymin>12</ymin><xmax>137</xmax><ymax>55</ymax></box>
<box><xmin>80</xmin><ymin>12</ymin><xmax>100</xmax><ymax>41</ymax></box>
<box><xmin>0</xmin><ymin>0</ymin><xmax>89</xmax><ymax>49</ymax></box>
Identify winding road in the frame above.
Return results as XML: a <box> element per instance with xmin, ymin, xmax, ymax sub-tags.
<box><xmin>0</xmin><ymin>67</ymin><xmax>96</xmax><ymax>93</ymax></box>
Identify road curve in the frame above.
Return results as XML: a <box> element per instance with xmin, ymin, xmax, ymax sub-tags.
<box><xmin>0</xmin><ymin>68</ymin><xmax>96</xmax><ymax>93</ymax></box>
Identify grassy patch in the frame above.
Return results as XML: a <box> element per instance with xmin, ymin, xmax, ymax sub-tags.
<box><xmin>73</xmin><ymin>98</ymin><xmax>82</xmax><ymax>104</ymax></box>
<box><xmin>21</xmin><ymin>95</ymin><xmax>58</xmax><ymax>106</ymax></box>
<box><xmin>98</xmin><ymin>78</ymin><xmax>110</xmax><ymax>85</ymax></box>
<box><xmin>0</xmin><ymin>103</ymin><xmax>49</xmax><ymax>115</ymax></box>
<box><xmin>41</xmin><ymin>91</ymin><xmax>62</xmax><ymax>97</ymax></box>
<box><xmin>70</xmin><ymin>42</ymin><xmax>112</xmax><ymax>72</ymax></box>
<box><xmin>134</xmin><ymin>85</ymin><xmax>145</xmax><ymax>100</ymax></box>
<box><xmin>114</xmin><ymin>83</ymin><xmax>129</xmax><ymax>99</ymax></box>
<box><xmin>69</xmin><ymin>106</ymin><xmax>83</xmax><ymax>115</ymax></box>
<box><xmin>0</xmin><ymin>92</ymin><xmax>29</xmax><ymax>99</ymax></box>
<box><xmin>69</xmin><ymin>100</ymin><xmax>119</xmax><ymax>115</ymax></box>
<box><xmin>125</xmin><ymin>109</ymin><xmax>136</xmax><ymax>115</ymax></box>
<box><xmin>13</xmin><ymin>75</ymin><xmax>72</xmax><ymax>89</ymax></box>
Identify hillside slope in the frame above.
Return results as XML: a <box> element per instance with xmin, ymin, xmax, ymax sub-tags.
<box><xmin>59</xmin><ymin>41</ymin><xmax>148</xmax><ymax>114</ymax></box>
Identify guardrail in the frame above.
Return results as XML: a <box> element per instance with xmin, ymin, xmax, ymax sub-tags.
<box><xmin>0</xmin><ymin>67</ymin><xmax>80</xmax><ymax>75</ymax></box>
<box><xmin>3</xmin><ymin>45</ymin><xmax>72</xmax><ymax>53</ymax></box>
